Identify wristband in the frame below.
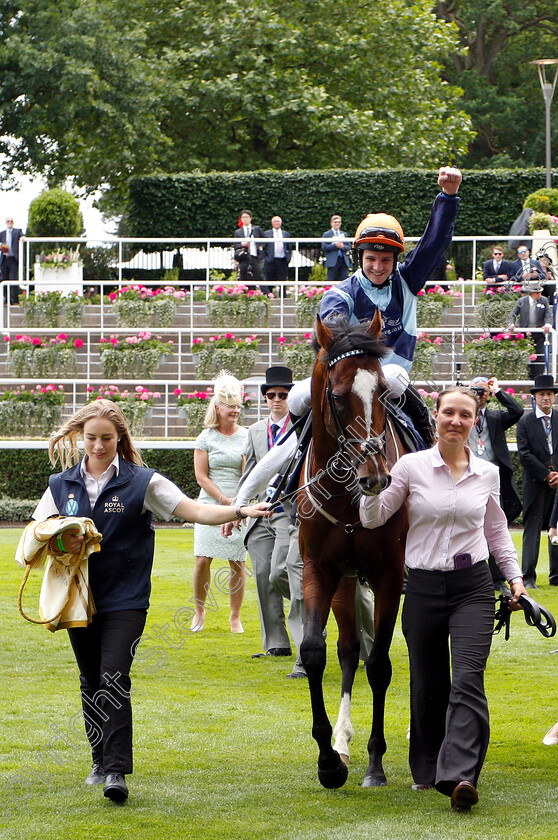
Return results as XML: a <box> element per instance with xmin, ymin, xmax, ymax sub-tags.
<box><xmin>57</xmin><ymin>535</ymin><xmax>66</xmax><ymax>553</ymax></box>
<box><xmin>235</xmin><ymin>506</ymin><xmax>247</xmax><ymax>520</ymax></box>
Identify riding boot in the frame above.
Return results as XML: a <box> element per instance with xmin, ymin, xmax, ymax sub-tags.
<box><xmin>402</xmin><ymin>384</ymin><xmax>436</xmax><ymax>448</ymax></box>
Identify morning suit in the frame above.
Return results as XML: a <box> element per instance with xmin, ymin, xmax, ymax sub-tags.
<box><xmin>236</xmin><ymin>416</ymin><xmax>299</xmax><ymax>652</ymax></box>
<box><xmin>322</xmin><ymin>228</ymin><xmax>352</xmax><ymax>284</ymax></box>
<box><xmin>264</xmin><ymin>228</ymin><xmax>292</xmax><ymax>290</ymax></box>
<box><xmin>482</xmin><ymin>258</ymin><xmax>514</xmax><ymax>288</ymax></box>
<box><xmin>509</xmin><ymin>294</ymin><xmax>552</xmax><ymax>377</ymax></box>
<box><xmin>516</xmin><ymin>409</ymin><xmax>558</xmax><ymax>585</ymax></box>
<box><xmin>234</xmin><ymin>224</ymin><xmax>265</xmax><ymax>286</ymax></box>
<box><xmin>468</xmin><ymin>390</ymin><xmax>523</xmax><ymax>585</ymax></box>
<box><xmin>0</xmin><ymin>226</ymin><xmax>25</xmax><ymax>303</ymax></box>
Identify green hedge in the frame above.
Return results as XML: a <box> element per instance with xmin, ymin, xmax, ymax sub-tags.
<box><xmin>0</xmin><ymin>449</ymin><xmax>198</xmax><ymax>501</ymax></box>
<box><xmin>126</xmin><ymin>168</ymin><xmax>555</xmax><ymax>240</ymax></box>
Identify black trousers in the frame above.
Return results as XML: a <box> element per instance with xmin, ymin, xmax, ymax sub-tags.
<box><xmin>264</xmin><ymin>257</ymin><xmax>289</xmax><ymax>291</ymax></box>
<box><xmin>522</xmin><ymin>485</ymin><xmax>558</xmax><ymax>584</ymax></box>
<box><xmin>67</xmin><ymin>609</ymin><xmax>147</xmax><ymax>774</ymax></box>
<box><xmin>402</xmin><ymin>563</ymin><xmax>494</xmax><ymax>795</ymax></box>
<box><xmin>238</xmin><ymin>256</ymin><xmax>264</xmax><ymax>286</ymax></box>
<box><xmin>1</xmin><ymin>256</ymin><xmax>19</xmax><ymax>303</ymax></box>
<box><xmin>326</xmin><ymin>261</ymin><xmax>349</xmax><ymax>284</ymax></box>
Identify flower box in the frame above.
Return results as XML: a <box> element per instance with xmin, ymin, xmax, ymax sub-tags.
<box><xmin>464</xmin><ymin>332</ymin><xmax>536</xmax><ymax>379</ymax></box>
<box><xmin>109</xmin><ymin>284</ymin><xmax>188</xmax><ymax>328</ymax></box>
<box><xmin>175</xmin><ymin>387</ymin><xmax>252</xmax><ymax>436</ymax></box>
<box><xmin>191</xmin><ymin>334</ymin><xmax>260</xmax><ymax>380</ymax></box>
<box><xmin>6</xmin><ymin>333</ymin><xmax>84</xmax><ymax>377</ymax></box>
<box><xmin>86</xmin><ymin>385</ymin><xmax>161</xmax><ymax>436</ymax></box>
<box><xmin>411</xmin><ymin>332</ymin><xmax>442</xmax><ymax>380</ymax></box>
<box><xmin>476</xmin><ymin>287</ymin><xmax>521</xmax><ymax>330</ymax></box>
<box><xmin>98</xmin><ymin>332</ymin><xmax>174</xmax><ymax>379</ymax></box>
<box><xmin>0</xmin><ymin>384</ymin><xmax>65</xmax><ymax>437</ymax></box>
<box><xmin>21</xmin><ymin>290</ymin><xmax>84</xmax><ymax>328</ymax></box>
<box><xmin>207</xmin><ymin>284</ymin><xmax>272</xmax><ymax>327</ymax></box>
<box><xmin>34</xmin><ymin>249</ymin><xmax>84</xmax><ymax>296</ymax></box>
<box><xmin>277</xmin><ymin>333</ymin><xmax>315</xmax><ymax>379</ymax></box>
<box><xmin>416</xmin><ymin>285</ymin><xmax>460</xmax><ymax>328</ymax></box>
<box><xmin>288</xmin><ymin>285</ymin><xmax>332</xmax><ymax>327</ymax></box>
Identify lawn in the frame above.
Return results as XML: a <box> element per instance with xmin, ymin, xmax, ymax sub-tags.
<box><xmin>1</xmin><ymin>527</ymin><xmax>558</xmax><ymax>840</ymax></box>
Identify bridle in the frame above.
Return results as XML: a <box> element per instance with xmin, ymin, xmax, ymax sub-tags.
<box><xmin>300</xmin><ymin>349</ymin><xmax>390</xmax><ymax>533</ymax></box>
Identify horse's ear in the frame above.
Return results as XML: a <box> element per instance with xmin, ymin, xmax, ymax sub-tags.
<box><xmin>315</xmin><ymin>314</ymin><xmax>334</xmax><ymax>349</ymax></box>
<box><xmin>368</xmin><ymin>308</ymin><xmax>383</xmax><ymax>338</ymax></box>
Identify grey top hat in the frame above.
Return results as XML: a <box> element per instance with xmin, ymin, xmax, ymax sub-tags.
<box><xmin>522</xmin><ymin>279</ymin><xmax>544</xmax><ymax>293</ymax></box>
<box><xmin>530</xmin><ymin>374</ymin><xmax>558</xmax><ymax>394</ymax></box>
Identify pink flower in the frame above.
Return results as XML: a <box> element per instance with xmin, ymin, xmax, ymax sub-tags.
<box><xmin>86</xmin><ymin>386</ymin><xmax>94</xmax><ymax>392</ymax></box>
<box><xmin>135</xmin><ymin>385</ymin><xmax>144</xmax><ymax>393</ymax></box>
<box><xmin>140</xmin><ymin>392</ymin><xmax>149</xmax><ymax>401</ymax></box>
<box><xmin>277</xmin><ymin>337</ymin><xmax>286</xmax><ymax>345</ymax></box>
<box><xmin>506</xmin><ymin>388</ymin><xmax>516</xmax><ymax>395</ymax></box>
<box><xmin>530</xmin><ymin>354</ymin><xmax>538</xmax><ymax>361</ymax></box>
<box><xmin>417</xmin><ymin>289</ymin><xmax>425</xmax><ymax>296</ymax></box>
<box><xmin>108</xmin><ymin>292</ymin><xmax>117</xmax><ymax>301</ymax></box>
<box><xmin>268</xmin><ymin>293</ymin><xmax>275</xmax><ymax>299</ymax></box>
<box><xmin>3</xmin><ymin>336</ymin><xmax>10</xmax><ymax>342</ymax></box>
<box><xmin>152</xmin><ymin>392</ymin><xmax>161</xmax><ymax>399</ymax></box>
<box><xmin>32</xmin><ymin>337</ymin><xmax>41</xmax><ymax>346</ymax></box>
<box><xmin>100</xmin><ymin>337</ymin><xmax>108</xmax><ymax>344</ymax></box>
<box><xmin>174</xmin><ymin>388</ymin><xmax>182</xmax><ymax>397</ymax></box>
<box><xmin>225</xmin><ymin>333</ymin><xmax>234</xmax><ymax>340</ymax></box>
<box><xmin>74</xmin><ymin>339</ymin><xmax>84</xmax><ymax>349</ymax></box>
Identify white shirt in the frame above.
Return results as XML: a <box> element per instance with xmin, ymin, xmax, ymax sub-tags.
<box><xmin>244</xmin><ymin>225</ymin><xmax>258</xmax><ymax>258</ymax></box>
<box><xmin>33</xmin><ymin>454</ymin><xmax>186</xmax><ymax>522</ymax></box>
<box><xmin>359</xmin><ymin>444</ymin><xmax>521</xmax><ymax>581</ymax></box>
<box><xmin>273</xmin><ymin>227</ymin><xmax>285</xmax><ymax>259</ymax></box>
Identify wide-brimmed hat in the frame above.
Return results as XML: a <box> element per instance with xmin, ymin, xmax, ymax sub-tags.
<box><xmin>530</xmin><ymin>374</ymin><xmax>558</xmax><ymax>394</ymax></box>
<box><xmin>261</xmin><ymin>365</ymin><xmax>294</xmax><ymax>395</ymax></box>
<box><xmin>522</xmin><ymin>279</ymin><xmax>544</xmax><ymax>293</ymax></box>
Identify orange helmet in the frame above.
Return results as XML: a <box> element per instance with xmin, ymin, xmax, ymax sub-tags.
<box><xmin>354</xmin><ymin>213</ymin><xmax>405</xmax><ymax>254</ymax></box>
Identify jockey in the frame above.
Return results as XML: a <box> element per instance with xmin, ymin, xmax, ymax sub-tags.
<box><xmin>293</xmin><ymin>166</ymin><xmax>463</xmax><ymax>444</ymax></box>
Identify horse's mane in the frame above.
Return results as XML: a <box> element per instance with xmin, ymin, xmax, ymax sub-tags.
<box><xmin>314</xmin><ymin>317</ymin><xmax>388</xmax><ymax>365</ymax></box>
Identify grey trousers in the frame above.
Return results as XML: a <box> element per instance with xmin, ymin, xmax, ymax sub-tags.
<box><xmin>246</xmin><ymin>513</ymin><xmax>292</xmax><ymax>651</ymax></box>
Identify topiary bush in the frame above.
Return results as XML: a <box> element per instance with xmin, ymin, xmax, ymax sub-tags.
<box><xmin>524</xmin><ymin>189</ymin><xmax>558</xmax><ymax>216</ymax></box>
<box><xmin>27</xmin><ymin>188</ymin><xmax>84</xmax><ymax>238</ymax></box>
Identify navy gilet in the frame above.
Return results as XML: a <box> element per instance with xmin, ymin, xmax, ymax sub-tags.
<box><xmin>49</xmin><ymin>460</ymin><xmax>156</xmax><ymax>613</ymax></box>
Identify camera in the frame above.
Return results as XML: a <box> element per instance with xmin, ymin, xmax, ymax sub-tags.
<box><xmin>471</xmin><ymin>386</ymin><xmax>485</xmax><ymax>398</ymax></box>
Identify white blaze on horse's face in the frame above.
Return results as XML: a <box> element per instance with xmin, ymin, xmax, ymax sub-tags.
<box><xmin>351</xmin><ymin>368</ymin><xmax>378</xmax><ymax>444</ymax></box>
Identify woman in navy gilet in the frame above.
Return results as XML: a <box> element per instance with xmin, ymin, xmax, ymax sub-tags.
<box><xmin>32</xmin><ymin>399</ymin><xmax>267</xmax><ymax>804</ymax></box>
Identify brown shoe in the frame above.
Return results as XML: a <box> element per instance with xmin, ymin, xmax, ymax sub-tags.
<box><xmin>451</xmin><ymin>781</ymin><xmax>478</xmax><ymax>813</ymax></box>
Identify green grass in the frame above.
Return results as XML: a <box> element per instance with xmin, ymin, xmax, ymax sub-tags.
<box><xmin>2</xmin><ymin>527</ymin><xmax>558</xmax><ymax>839</ymax></box>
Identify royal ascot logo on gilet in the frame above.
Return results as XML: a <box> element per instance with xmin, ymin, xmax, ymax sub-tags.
<box><xmin>65</xmin><ymin>494</ymin><xmax>79</xmax><ymax>516</ymax></box>
<box><xmin>104</xmin><ymin>495</ymin><xmax>125</xmax><ymax>514</ymax></box>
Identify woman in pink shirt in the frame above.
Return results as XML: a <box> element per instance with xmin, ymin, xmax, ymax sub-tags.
<box><xmin>360</xmin><ymin>387</ymin><xmax>527</xmax><ymax>813</ymax></box>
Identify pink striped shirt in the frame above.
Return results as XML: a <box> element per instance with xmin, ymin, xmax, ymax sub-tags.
<box><xmin>359</xmin><ymin>444</ymin><xmax>522</xmax><ymax>582</ymax></box>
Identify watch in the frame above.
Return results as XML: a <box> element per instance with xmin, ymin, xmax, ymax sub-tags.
<box><xmin>235</xmin><ymin>506</ymin><xmax>247</xmax><ymax>520</ymax></box>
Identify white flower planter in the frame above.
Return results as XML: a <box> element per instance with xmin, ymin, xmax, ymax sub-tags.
<box><xmin>34</xmin><ymin>262</ymin><xmax>84</xmax><ymax>296</ymax></box>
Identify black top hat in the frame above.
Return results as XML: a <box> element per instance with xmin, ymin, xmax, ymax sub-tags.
<box><xmin>261</xmin><ymin>365</ymin><xmax>294</xmax><ymax>395</ymax></box>
<box><xmin>530</xmin><ymin>374</ymin><xmax>558</xmax><ymax>394</ymax></box>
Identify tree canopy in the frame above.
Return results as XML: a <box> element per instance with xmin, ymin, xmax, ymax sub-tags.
<box><xmin>0</xmin><ymin>0</ymin><xmax>474</xmax><ymax>212</ymax></box>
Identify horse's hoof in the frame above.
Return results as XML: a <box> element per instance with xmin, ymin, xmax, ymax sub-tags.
<box><xmin>318</xmin><ymin>757</ymin><xmax>349</xmax><ymax>789</ymax></box>
<box><xmin>339</xmin><ymin>753</ymin><xmax>350</xmax><ymax>766</ymax></box>
<box><xmin>362</xmin><ymin>773</ymin><xmax>387</xmax><ymax>788</ymax></box>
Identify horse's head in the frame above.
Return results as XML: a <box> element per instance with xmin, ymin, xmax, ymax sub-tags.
<box><xmin>314</xmin><ymin>311</ymin><xmax>392</xmax><ymax>496</ymax></box>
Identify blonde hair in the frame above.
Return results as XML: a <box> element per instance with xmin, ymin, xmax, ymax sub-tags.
<box><xmin>204</xmin><ymin>371</ymin><xmax>243</xmax><ymax>429</ymax></box>
<box><xmin>48</xmin><ymin>399</ymin><xmax>143</xmax><ymax>470</ymax></box>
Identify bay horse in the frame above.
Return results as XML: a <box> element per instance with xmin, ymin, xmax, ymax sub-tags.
<box><xmin>298</xmin><ymin>312</ymin><xmax>407</xmax><ymax>789</ymax></box>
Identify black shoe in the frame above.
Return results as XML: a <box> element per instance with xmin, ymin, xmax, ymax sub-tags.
<box><xmin>85</xmin><ymin>762</ymin><xmax>106</xmax><ymax>785</ymax></box>
<box><xmin>103</xmin><ymin>773</ymin><xmax>128</xmax><ymax>802</ymax></box>
<box><xmin>252</xmin><ymin>647</ymin><xmax>292</xmax><ymax>658</ymax></box>
<box><xmin>451</xmin><ymin>781</ymin><xmax>478</xmax><ymax>813</ymax></box>
<box><xmin>286</xmin><ymin>669</ymin><xmax>307</xmax><ymax>678</ymax></box>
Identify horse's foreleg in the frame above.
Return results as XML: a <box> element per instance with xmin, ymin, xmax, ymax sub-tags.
<box><xmin>331</xmin><ymin>577</ymin><xmax>360</xmax><ymax>765</ymax></box>
<box><xmin>362</xmin><ymin>588</ymin><xmax>400</xmax><ymax>788</ymax></box>
<box><xmin>301</xmin><ymin>560</ymin><xmax>348</xmax><ymax>789</ymax></box>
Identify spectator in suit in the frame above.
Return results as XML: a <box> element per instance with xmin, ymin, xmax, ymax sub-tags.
<box><xmin>233</xmin><ymin>209</ymin><xmax>265</xmax><ymax>287</ymax></box>
<box><xmin>516</xmin><ymin>374</ymin><xmax>558</xmax><ymax>588</ymax></box>
<box><xmin>510</xmin><ymin>246</ymin><xmax>545</xmax><ymax>286</ymax></box>
<box><xmin>0</xmin><ymin>216</ymin><xmax>26</xmax><ymax>304</ymax></box>
<box><xmin>322</xmin><ymin>215</ymin><xmax>352</xmax><ymax>283</ymax></box>
<box><xmin>508</xmin><ymin>280</ymin><xmax>552</xmax><ymax>377</ymax></box>
<box><xmin>468</xmin><ymin>376</ymin><xmax>523</xmax><ymax>592</ymax></box>
<box><xmin>234</xmin><ymin>366</ymin><xmax>305</xmax><ymax>674</ymax></box>
<box><xmin>264</xmin><ymin>216</ymin><xmax>292</xmax><ymax>295</ymax></box>
<box><xmin>482</xmin><ymin>246</ymin><xmax>513</xmax><ymax>290</ymax></box>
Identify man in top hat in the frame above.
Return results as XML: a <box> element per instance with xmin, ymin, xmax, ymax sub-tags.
<box><xmin>508</xmin><ymin>279</ymin><xmax>552</xmax><ymax>377</ymax></box>
<box><xmin>234</xmin><ymin>366</ymin><xmax>305</xmax><ymax>674</ymax></box>
<box><xmin>516</xmin><ymin>374</ymin><xmax>558</xmax><ymax>588</ymax></box>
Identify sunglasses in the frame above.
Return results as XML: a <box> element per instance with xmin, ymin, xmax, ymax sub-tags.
<box><xmin>264</xmin><ymin>391</ymin><xmax>289</xmax><ymax>400</ymax></box>
<box><xmin>518</xmin><ymin>250</ymin><xmax>528</xmax><ymax>255</ymax></box>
